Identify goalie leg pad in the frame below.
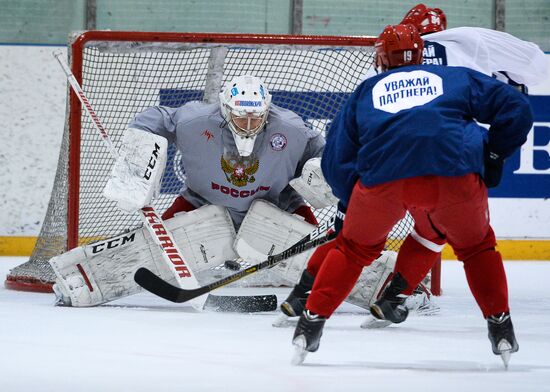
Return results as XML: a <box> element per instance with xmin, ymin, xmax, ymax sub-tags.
<box><xmin>166</xmin><ymin>205</ymin><xmax>238</xmax><ymax>282</ymax></box>
<box><xmin>345</xmin><ymin>251</ymin><xmax>439</xmax><ymax>314</ymax></box>
<box><xmin>50</xmin><ymin>228</ymin><xmax>169</xmax><ymax>307</ymax></box>
<box><xmin>346</xmin><ymin>251</ymin><xmax>397</xmax><ymax>310</ymax></box>
<box><xmin>234</xmin><ymin>200</ymin><xmax>316</xmax><ymax>287</ymax></box>
<box><xmin>51</xmin><ymin>205</ymin><xmax>237</xmax><ymax>307</ymax></box>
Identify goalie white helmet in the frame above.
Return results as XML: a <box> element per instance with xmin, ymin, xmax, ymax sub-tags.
<box><xmin>219</xmin><ymin>75</ymin><xmax>272</xmax><ymax>156</ymax></box>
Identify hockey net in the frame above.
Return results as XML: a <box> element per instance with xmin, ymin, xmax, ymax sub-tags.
<box><xmin>5</xmin><ymin>31</ymin><xmax>440</xmax><ymax>294</ymax></box>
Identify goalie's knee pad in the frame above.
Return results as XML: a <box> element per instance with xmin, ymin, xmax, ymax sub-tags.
<box><xmin>234</xmin><ymin>199</ymin><xmax>316</xmax><ymax>287</ymax></box>
<box><xmin>51</xmin><ymin>205</ymin><xmax>237</xmax><ymax>307</ymax></box>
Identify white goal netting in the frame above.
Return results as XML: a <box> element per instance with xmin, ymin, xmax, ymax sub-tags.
<box><xmin>6</xmin><ymin>31</ymin><xmax>418</xmax><ymax>292</ymax></box>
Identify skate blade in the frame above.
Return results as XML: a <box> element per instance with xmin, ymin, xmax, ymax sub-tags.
<box><xmin>361</xmin><ymin>315</ymin><xmax>392</xmax><ymax>329</ymax></box>
<box><xmin>500</xmin><ymin>351</ymin><xmax>511</xmax><ymax>370</ymax></box>
<box><xmin>272</xmin><ymin>314</ymin><xmax>297</xmax><ymax>328</ymax></box>
<box><xmin>497</xmin><ymin>340</ymin><xmax>513</xmax><ymax>370</ymax></box>
<box><xmin>291</xmin><ymin>335</ymin><xmax>308</xmax><ymax>365</ymax></box>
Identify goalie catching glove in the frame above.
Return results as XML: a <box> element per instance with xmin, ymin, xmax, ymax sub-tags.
<box><xmin>104</xmin><ymin>128</ymin><xmax>168</xmax><ymax>212</ymax></box>
<box><xmin>289</xmin><ymin>157</ymin><xmax>338</xmax><ymax>209</ymax></box>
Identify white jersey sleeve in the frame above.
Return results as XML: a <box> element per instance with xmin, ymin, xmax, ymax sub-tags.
<box><xmin>425</xmin><ymin>27</ymin><xmax>549</xmax><ymax>88</ymax></box>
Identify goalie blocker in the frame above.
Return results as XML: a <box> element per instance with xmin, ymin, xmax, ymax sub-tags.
<box><xmin>103</xmin><ymin>127</ymin><xmax>168</xmax><ymax>212</ymax></box>
<box><xmin>50</xmin><ymin>200</ymin><xmax>317</xmax><ymax>307</ymax></box>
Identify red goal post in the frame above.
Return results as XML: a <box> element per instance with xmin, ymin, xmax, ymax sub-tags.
<box><xmin>5</xmin><ymin>31</ymin><xmax>440</xmax><ymax>295</ymax></box>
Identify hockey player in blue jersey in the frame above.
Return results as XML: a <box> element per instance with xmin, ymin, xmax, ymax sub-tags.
<box><xmin>281</xmin><ymin>1</ymin><xmax>547</xmax><ymax>331</ymax></box>
<box><xmin>370</xmin><ymin>3</ymin><xmax>547</xmax><ymax>337</ymax></box>
<box><xmin>291</xmin><ymin>24</ymin><xmax>533</xmax><ymax>367</ymax></box>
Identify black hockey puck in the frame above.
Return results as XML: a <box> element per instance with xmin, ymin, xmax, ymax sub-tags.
<box><xmin>224</xmin><ymin>259</ymin><xmax>241</xmax><ymax>271</ymax></box>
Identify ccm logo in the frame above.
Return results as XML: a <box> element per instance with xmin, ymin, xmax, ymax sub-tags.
<box><xmin>144</xmin><ymin>143</ymin><xmax>161</xmax><ymax>180</ymax></box>
<box><xmin>91</xmin><ymin>233</ymin><xmax>136</xmax><ymax>254</ymax></box>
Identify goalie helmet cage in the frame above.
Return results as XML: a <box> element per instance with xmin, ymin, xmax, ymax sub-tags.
<box><xmin>5</xmin><ymin>30</ymin><xmax>440</xmax><ymax>295</ymax></box>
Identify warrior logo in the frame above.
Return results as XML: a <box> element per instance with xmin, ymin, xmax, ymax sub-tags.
<box><xmin>220</xmin><ymin>152</ymin><xmax>259</xmax><ymax>187</ymax></box>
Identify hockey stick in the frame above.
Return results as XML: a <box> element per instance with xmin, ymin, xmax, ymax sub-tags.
<box><xmin>53</xmin><ymin>52</ymin><xmax>207</xmax><ymax>308</ymax></box>
<box><xmin>135</xmin><ymin>225</ymin><xmax>337</xmax><ymax>304</ymax></box>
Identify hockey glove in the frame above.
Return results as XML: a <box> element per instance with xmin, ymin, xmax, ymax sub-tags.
<box><xmin>289</xmin><ymin>157</ymin><xmax>338</xmax><ymax>209</ymax></box>
<box><xmin>334</xmin><ymin>202</ymin><xmax>347</xmax><ymax>234</ymax></box>
<box><xmin>104</xmin><ymin>128</ymin><xmax>168</xmax><ymax>212</ymax></box>
<box><xmin>483</xmin><ymin>147</ymin><xmax>504</xmax><ymax>188</ymax></box>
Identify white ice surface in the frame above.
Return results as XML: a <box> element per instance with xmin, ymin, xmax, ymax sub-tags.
<box><xmin>1</xmin><ymin>258</ymin><xmax>549</xmax><ymax>392</ymax></box>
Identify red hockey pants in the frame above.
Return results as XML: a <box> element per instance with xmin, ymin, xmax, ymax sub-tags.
<box><xmin>307</xmin><ymin>174</ymin><xmax>509</xmax><ymax>318</ymax></box>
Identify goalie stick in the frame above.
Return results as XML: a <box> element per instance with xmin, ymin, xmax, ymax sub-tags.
<box><xmin>204</xmin><ymin>293</ymin><xmax>277</xmax><ymax>313</ymax></box>
<box><xmin>134</xmin><ymin>225</ymin><xmax>337</xmax><ymax>304</ymax></box>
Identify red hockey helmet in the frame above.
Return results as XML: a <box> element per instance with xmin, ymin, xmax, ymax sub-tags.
<box><xmin>400</xmin><ymin>3</ymin><xmax>447</xmax><ymax>35</ymax></box>
<box><xmin>375</xmin><ymin>24</ymin><xmax>424</xmax><ymax>71</ymax></box>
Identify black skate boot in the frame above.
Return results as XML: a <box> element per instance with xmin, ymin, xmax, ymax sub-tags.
<box><xmin>487</xmin><ymin>312</ymin><xmax>519</xmax><ymax>369</ymax></box>
<box><xmin>370</xmin><ymin>272</ymin><xmax>409</xmax><ymax>324</ymax></box>
<box><xmin>291</xmin><ymin>309</ymin><xmax>327</xmax><ymax>365</ymax></box>
<box><xmin>280</xmin><ymin>270</ymin><xmax>315</xmax><ymax>317</ymax></box>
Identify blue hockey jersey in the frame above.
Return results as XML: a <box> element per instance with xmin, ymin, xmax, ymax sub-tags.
<box><xmin>322</xmin><ymin>64</ymin><xmax>533</xmax><ymax>206</ymax></box>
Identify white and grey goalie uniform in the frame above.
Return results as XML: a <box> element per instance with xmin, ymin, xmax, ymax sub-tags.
<box><xmin>49</xmin><ymin>100</ymin><xmax>326</xmax><ymax>307</ymax></box>
<box><xmin>130</xmin><ymin>101</ymin><xmax>325</xmax><ymax>227</ymax></box>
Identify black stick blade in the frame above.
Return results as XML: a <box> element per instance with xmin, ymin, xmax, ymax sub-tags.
<box><xmin>134</xmin><ymin>267</ymin><xmax>187</xmax><ymax>303</ymax></box>
<box><xmin>204</xmin><ymin>294</ymin><xmax>277</xmax><ymax>313</ymax></box>
<box><xmin>134</xmin><ymin>268</ymin><xmax>277</xmax><ymax>312</ymax></box>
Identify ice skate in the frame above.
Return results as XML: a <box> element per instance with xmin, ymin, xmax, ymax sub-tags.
<box><xmin>487</xmin><ymin>312</ymin><xmax>519</xmax><ymax>369</ymax></box>
<box><xmin>369</xmin><ymin>272</ymin><xmax>409</xmax><ymax>324</ymax></box>
<box><xmin>276</xmin><ymin>271</ymin><xmax>315</xmax><ymax>328</ymax></box>
<box><xmin>280</xmin><ymin>270</ymin><xmax>314</xmax><ymax>317</ymax></box>
<box><xmin>291</xmin><ymin>310</ymin><xmax>326</xmax><ymax>365</ymax></box>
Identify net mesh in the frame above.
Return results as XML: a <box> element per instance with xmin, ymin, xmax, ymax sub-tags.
<box><xmin>6</xmin><ymin>33</ymin><xmax>414</xmax><ymax>291</ymax></box>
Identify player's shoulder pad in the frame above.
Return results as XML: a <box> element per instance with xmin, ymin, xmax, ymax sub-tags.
<box><xmin>173</xmin><ymin>101</ymin><xmax>220</xmax><ymax>126</ymax></box>
<box><xmin>268</xmin><ymin>104</ymin><xmax>321</xmax><ymax>139</ymax></box>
